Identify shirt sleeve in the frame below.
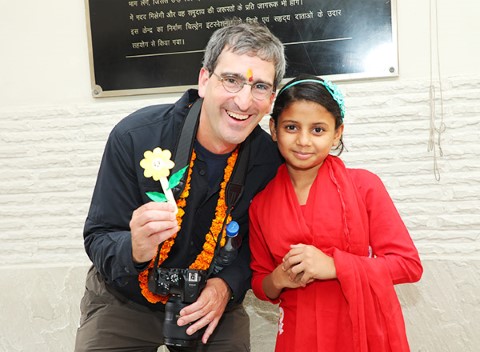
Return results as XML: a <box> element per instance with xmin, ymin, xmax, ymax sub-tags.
<box><xmin>331</xmin><ymin>171</ymin><xmax>422</xmax><ymax>351</ymax></box>
<box><xmin>84</xmin><ymin>128</ymin><xmax>144</xmax><ymax>284</ymax></box>
<box><xmin>248</xmin><ymin>198</ymin><xmax>280</xmax><ymax>304</ymax></box>
<box><xmin>354</xmin><ymin>170</ymin><xmax>423</xmax><ymax>284</ymax></box>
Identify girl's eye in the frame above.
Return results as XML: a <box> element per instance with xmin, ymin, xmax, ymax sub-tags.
<box><xmin>286</xmin><ymin>125</ymin><xmax>297</xmax><ymax>131</ymax></box>
<box><xmin>313</xmin><ymin>127</ymin><xmax>324</xmax><ymax>134</ymax></box>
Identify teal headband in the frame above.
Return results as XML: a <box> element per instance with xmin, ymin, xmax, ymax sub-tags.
<box><xmin>277</xmin><ymin>78</ymin><xmax>345</xmax><ymax>119</ymax></box>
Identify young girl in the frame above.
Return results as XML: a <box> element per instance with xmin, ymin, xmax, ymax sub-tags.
<box><xmin>249</xmin><ymin>74</ymin><xmax>423</xmax><ymax>352</ymax></box>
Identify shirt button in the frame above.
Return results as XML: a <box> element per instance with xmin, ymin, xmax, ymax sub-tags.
<box><xmin>199</xmin><ymin>169</ymin><xmax>206</xmax><ymax>176</ymax></box>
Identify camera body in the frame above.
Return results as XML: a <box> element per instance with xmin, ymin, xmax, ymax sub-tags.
<box><xmin>148</xmin><ymin>267</ymin><xmax>207</xmax><ymax>303</ymax></box>
<box><xmin>148</xmin><ymin>267</ymin><xmax>207</xmax><ymax>347</ymax></box>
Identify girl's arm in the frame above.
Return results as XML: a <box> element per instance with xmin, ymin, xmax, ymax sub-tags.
<box><xmin>249</xmin><ymin>199</ymin><xmax>304</xmax><ymax>301</ymax></box>
<box><xmin>355</xmin><ymin>170</ymin><xmax>422</xmax><ymax>284</ymax></box>
<box><xmin>261</xmin><ymin>263</ymin><xmax>304</xmax><ymax>300</ymax></box>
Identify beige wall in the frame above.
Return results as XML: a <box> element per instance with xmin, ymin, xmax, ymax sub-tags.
<box><xmin>1</xmin><ymin>0</ymin><xmax>480</xmax><ymax>351</ymax></box>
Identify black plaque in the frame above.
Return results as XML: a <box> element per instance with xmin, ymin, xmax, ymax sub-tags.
<box><xmin>86</xmin><ymin>0</ymin><xmax>397</xmax><ymax>97</ymax></box>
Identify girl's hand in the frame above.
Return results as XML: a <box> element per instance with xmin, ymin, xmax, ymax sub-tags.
<box><xmin>272</xmin><ymin>264</ymin><xmax>305</xmax><ymax>290</ymax></box>
<box><xmin>282</xmin><ymin>244</ymin><xmax>337</xmax><ymax>285</ymax></box>
<box><xmin>262</xmin><ymin>262</ymin><xmax>305</xmax><ymax>300</ymax></box>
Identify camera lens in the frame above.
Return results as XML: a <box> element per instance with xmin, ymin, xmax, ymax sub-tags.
<box><xmin>163</xmin><ymin>296</ymin><xmax>202</xmax><ymax>347</ymax></box>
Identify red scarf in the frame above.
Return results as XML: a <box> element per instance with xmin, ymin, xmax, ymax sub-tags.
<box><xmin>324</xmin><ymin>156</ymin><xmax>410</xmax><ymax>351</ymax></box>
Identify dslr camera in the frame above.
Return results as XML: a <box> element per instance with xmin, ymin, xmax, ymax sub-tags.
<box><xmin>148</xmin><ymin>267</ymin><xmax>207</xmax><ymax>347</ymax></box>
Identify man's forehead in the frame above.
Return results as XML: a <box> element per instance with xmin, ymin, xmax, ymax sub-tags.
<box><xmin>215</xmin><ymin>50</ymin><xmax>275</xmax><ymax>82</ymax></box>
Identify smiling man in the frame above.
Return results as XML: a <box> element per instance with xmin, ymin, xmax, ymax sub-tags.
<box><xmin>75</xmin><ymin>22</ymin><xmax>286</xmax><ymax>352</ymax></box>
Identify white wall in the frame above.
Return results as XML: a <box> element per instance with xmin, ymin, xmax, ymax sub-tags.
<box><xmin>1</xmin><ymin>0</ymin><xmax>479</xmax><ymax>351</ymax></box>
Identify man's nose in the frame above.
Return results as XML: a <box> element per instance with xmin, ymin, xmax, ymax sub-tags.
<box><xmin>234</xmin><ymin>83</ymin><xmax>254</xmax><ymax>110</ymax></box>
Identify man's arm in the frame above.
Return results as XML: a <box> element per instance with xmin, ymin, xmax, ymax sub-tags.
<box><xmin>84</xmin><ymin>128</ymin><xmax>178</xmax><ymax>282</ymax></box>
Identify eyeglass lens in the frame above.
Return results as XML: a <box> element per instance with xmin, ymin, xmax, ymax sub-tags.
<box><xmin>213</xmin><ymin>73</ymin><xmax>272</xmax><ymax>100</ymax></box>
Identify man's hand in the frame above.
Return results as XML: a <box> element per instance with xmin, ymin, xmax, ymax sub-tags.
<box><xmin>129</xmin><ymin>202</ymin><xmax>178</xmax><ymax>263</ymax></box>
<box><xmin>177</xmin><ymin>277</ymin><xmax>231</xmax><ymax>344</ymax></box>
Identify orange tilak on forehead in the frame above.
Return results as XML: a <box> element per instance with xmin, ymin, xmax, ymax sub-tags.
<box><xmin>246</xmin><ymin>68</ymin><xmax>253</xmax><ymax>82</ymax></box>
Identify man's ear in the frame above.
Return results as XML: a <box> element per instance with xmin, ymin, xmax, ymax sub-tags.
<box><xmin>197</xmin><ymin>67</ymin><xmax>209</xmax><ymax>98</ymax></box>
<box><xmin>269</xmin><ymin>118</ymin><xmax>278</xmax><ymax>141</ymax></box>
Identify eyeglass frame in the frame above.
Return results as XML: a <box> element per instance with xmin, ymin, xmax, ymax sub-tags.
<box><xmin>210</xmin><ymin>72</ymin><xmax>275</xmax><ymax>100</ymax></box>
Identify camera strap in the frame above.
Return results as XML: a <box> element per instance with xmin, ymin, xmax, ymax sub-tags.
<box><xmin>152</xmin><ymin>98</ymin><xmax>251</xmax><ymax>272</ymax></box>
<box><xmin>151</xmin><ymin>98</ymin><xmax>202</xmax><ymax>271</ymax></box>
<box><xmin>207</xmin><ymin>133</ymin><xmax>251</xmax><ymax>277</ymax></box>
<box><xmin>170</xmin><ymin>98</ymin><xmax>202</xmax><ymax>199</ymax></box>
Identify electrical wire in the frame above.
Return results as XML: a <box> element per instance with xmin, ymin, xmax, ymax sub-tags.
<box><xmin>428</xmin><ymin>0</ymin><xmax>447</xmax><ymax>181</ymax></box>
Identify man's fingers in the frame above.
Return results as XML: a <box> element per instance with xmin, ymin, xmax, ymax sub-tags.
<box><xmin>201</xmin><ymin>319</ymin><xmax>219</xmax><ymax>344</ymax></box>
<box><xmin>130</xmin><ymin>201</ymin><xmax>180</xmax><ymax>263</ymax></box>
<box><xmin>185</xmin><ymin>313</ymin><xmax>216</xmax><ymax>336</ymax></box>
<box><xmin>131</xmin><ymin>204</ymin><xmax>177</xmax><ymax>229</ymax></box>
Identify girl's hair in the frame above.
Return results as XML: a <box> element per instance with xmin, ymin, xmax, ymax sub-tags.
<box><xmin>271</xmin><ymin>73</ymin><xmax>345</xmax><ymax>154</ymax></box>
<box><xmin>202</xmin><ymin>21</ymin><xmax>286</xmax><ymax>89</ymax></box>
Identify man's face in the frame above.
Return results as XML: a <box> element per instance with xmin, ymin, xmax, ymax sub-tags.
<box><xmin>197</xmin><ymin>49</ymin><xmax>276</xmax><ymax>154</ymax></box>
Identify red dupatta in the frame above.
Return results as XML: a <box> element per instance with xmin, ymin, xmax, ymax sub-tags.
<box><xmin>307</xmin><ymin>156</ymin><xmax>410</xmax><ymax>351</ymax></box>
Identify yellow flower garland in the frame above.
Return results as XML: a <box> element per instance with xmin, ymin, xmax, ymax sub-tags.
<box><xmin>138</xmin><ymin>148</ymin><xmax>238</xmax><ymax>304</ymax></box>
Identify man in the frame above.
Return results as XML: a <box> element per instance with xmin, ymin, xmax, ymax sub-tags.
<box><xmin>75</xmin><ymin>22</ymin><xmax>286</xmax><ymax>352</ymax></box>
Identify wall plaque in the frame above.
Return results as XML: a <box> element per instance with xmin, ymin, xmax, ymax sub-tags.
<box><xmin>85</xmin><ymin>0</ymin><xmax>397</xmax><ymax>97</ymax></box>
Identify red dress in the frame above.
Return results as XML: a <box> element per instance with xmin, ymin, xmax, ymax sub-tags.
<box><xmin>249</xmin><ymin>156</ymin><xmax>422</xmax><ymax>352</ymax></box>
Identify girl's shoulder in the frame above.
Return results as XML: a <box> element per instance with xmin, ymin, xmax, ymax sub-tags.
<box><xmin>250</xmin><ymin>164</ymin><xmax>286</xmax><ymax>205</ymax></box>
<box><xmin>347</xmin><ymin>168</ymin><xmax>386</xmax><ymax>194</ymax></box>
<box><xmin>348</xmin><ymin>167</ymin><xmax>380</xmax><ymax>181</ymax></box>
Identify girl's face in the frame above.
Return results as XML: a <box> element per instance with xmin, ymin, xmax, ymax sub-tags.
<box><xmin>270</xmin><ymin>100</ymin><xmax>343</xmax><ymax>173</ymax></box>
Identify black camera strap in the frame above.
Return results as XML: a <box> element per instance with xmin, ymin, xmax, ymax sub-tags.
<box><xmin>170</xmin><ymin>98</ymin><xmax>202</xmax><ymax>199</ymax></box>
<box><xmin>207</xmin><ymin>135</ymin><xmax>250</xmax><ymax>277</ymax></box>
<box><xmin>151</xmin><ymin>98</ymin><xmax>202</xmax><ymax>271</ymax></box>
<box><xmin>152</xmin><ymin>98</ymin><xmax>251</xmax><ymax>273</ymax></box>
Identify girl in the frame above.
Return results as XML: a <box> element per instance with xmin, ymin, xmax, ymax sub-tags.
<box><xmin>249</xmin><ymin>74</ymin><xmax>423</xmax><ymax>351</ymax></box>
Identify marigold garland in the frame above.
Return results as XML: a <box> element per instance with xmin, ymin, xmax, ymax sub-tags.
<box><xmin>138</xmin><ymin>148</ymin><xmax>238</xmax><ymax>304</ymax></box>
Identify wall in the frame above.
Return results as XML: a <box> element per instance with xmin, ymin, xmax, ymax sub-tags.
<box><xmin>0</xmin><ymin>0</ymin><xmax>479</xmax><ymax>351</ymax></box>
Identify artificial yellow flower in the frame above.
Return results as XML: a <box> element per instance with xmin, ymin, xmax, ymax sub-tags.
<box><xmin>140</xmin><ymin>147</ymin><xmax>175</xmax><ymax>181</ymax></box>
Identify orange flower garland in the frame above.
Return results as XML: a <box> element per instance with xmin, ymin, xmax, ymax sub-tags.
<box><xmin>138</xmin><ymin>148</ymin><xmax>238</xmax><ymax>303</ymax></box>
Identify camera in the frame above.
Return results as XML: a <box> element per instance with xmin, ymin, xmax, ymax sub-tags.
<box><xmin>148</xmin><ymin>267</ymin><xmax>207</xmax><ymax>347</ymax></box>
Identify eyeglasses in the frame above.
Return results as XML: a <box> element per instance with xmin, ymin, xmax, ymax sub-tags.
<box><xmin>211</xmin><ymin>72</ymin><xmax>274</xmax><ymax>100</ymax></box>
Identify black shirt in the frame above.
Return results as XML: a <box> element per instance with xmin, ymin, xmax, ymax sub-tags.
<box><xmin>83</xmin><ymin>89</ymin><xmax>282</xmax><ymax>309</ymax></box>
